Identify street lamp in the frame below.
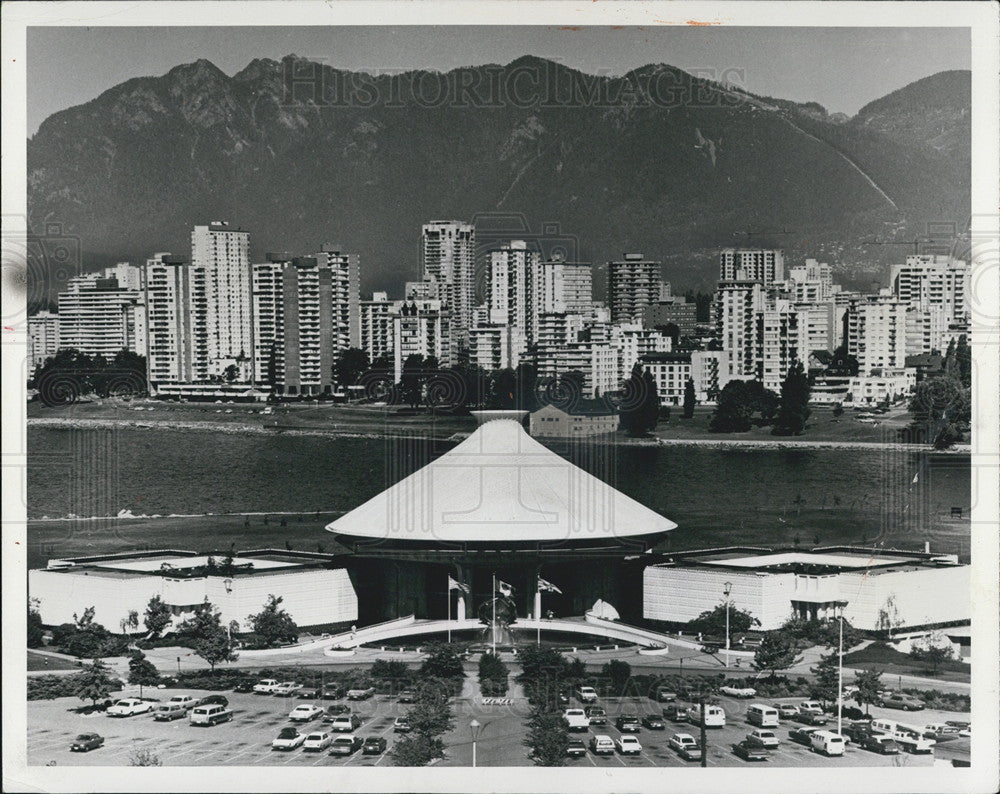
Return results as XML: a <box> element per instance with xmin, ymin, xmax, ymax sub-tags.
<box><xmin>469</xmin><ymin>718</ymin><xmax>482</xmax><ymax>768</ymax></box>
<box><xmin>723</xmin><ymin>581</ymin><xmax>733</xmax><ymax>668</ymax></box>
<box><xmin>835</xmin><ymin>599</ymin><xmax>850</xmax><ymax>736</ymax></box>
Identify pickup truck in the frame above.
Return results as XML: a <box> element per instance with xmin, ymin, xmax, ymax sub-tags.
<box><xmin>107</xmin><ymin>698</ymin><xmax>153</xmax><ymax>717</ymax></box>
<box><xmin>563</xmin><ymin>709</ymin><xmax>590</xmax><ymax>732</ymax></box>
<box><xmin>346</xmin><ymin>686</ymin><xmax>375</xmax><ymax>701</ymax></box>
<box><xmin>891</xmin><ymin>726</ymin><xmax>936</xmax><ymax>754</ymax></box>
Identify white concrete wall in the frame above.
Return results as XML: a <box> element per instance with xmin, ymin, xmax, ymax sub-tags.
<box><xmin>643</xmin><ymin>566</ymin><xmax>781</xmax><ymax>627</ymax></box>
<box><xmin>838</xmin><ymin>566</ymin><xmax>970</xmax><ymax>631</ymax></box>
<box><xmin>29</xmin><ymin>568</ymin><xmax>358</xmax><ymax>633</ymax></box>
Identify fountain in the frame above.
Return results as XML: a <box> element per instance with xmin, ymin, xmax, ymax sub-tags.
<box><xmin>477</xmin><ymin>596</ymin><xmax>518</xmax><ymax>649</ymax></box>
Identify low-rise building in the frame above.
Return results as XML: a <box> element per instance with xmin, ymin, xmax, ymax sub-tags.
<box><xmin>848</xmin><ymin>368</ymin><xmax>916</xmax><ymax>406</ymax></box>
<box><xmin>529</xmin><ymin>400</ymin><xmax>619</xmax><ymax>438</ymax></box>
<box><xmin>643</xmin><ymin>546</ymin><xmax>969</xmax><ymax>632</ymax></box>
<box><xmin>639</xmin><ymin>351</ymin><xmax>728</xmax><ymax>405</ymax></box>
<box><xmin>29</xmin><ymin>550</ymin><xmax>358</xmax><ymax>632</ymax></box>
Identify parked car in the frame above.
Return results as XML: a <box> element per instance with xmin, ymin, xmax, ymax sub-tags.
<box><xmin>303</xmin><ymin>731</ymin><xmax>335</xmax><ymax>752</ymax></box>
<box><xmin>272</xmin><ymin>682</ymin><xmax>304</xmax><ymax>696</ymax></box>
<box><xmin>663</xmin><ymin>704</ymin><xmax>689</xmax><ymax>722</ymax></box>
<box><xmin>329</xmin><ymin>714</ymin><xmax>363</xmax><ymax>732</ymax></box>
<box><xmin>641</xmin><ymin>714</ymin><xmax>666</xmax><ymax>730</ymax></box>
<box><xmin>799</xmin><ymin>701</ymin><xmax>824</xmax><ymax>715</ymax></box>
<box><xmin>397</xmin><ymin>689</ymin><xmax>415</xmax><ymax>703</ymax></box>
<box><xmin>589</xmin><ymin>735</ymin><xmax>615</xmax><ymax>755</ymax></box>
<box><xmin>843</xmin><ymin>722</ymin><xmax>876</xmax><ymax>743</ymax></box>
<box><xmin>563</xmin><ymin>709</ymin><xmax>590</xmax><ymax>732</ymax></box>
<box><xmin>654</xmin><ymin>688</ymin><xmax>678</xmax><ymax>703</ymax></box>
<box><xmin>616</xmin><ymin>715</ymin><xmax>641</xmax><ymax>733</ymax></box>
<box><xmin>297</xmin><ymin>687</ymin><xmax>321</xmax><ymax>700</ymax></box>
<box><xmin>585</xmin><ymin>706</ymin><xmax>607</xmax><ymax>725</ymax></box>
<box><xmin>253</xmin><ymin>679</ymin><xmax>281</xmax><ymax>694</ymax></box>
<box><xmin>323</xmin><ymin>704</ymin><xmax>352</xmax><ymax>719</ymax></box>
<box><xmin>616</xmin><ymin>735</ymin><xmax>642</xmax><ymax>755</ymax></box>
<box><xmin>788</xmin><ymin>727</ymin><xmax>820</xmax><ymax>747</ymax></box>
<box><xmin>70</xmin><ymin>733</ymin><xmax>104</xmax><ymax>752</ymax></box>
<box><xmin>668</xmin><ymin>733</ymin><xmax>702</xmax><ymax>761</ymax></box>
<box><xmin>857</xmin><ymin>734</ymin><xmax>901</xmax><ymax>755</ymax></box>
<box><xmin>921</xmin><ymin>723</ymin><xmax>959</xmax><ymax>738</ymax></box>
<box><xmin>556</xmin><ymin>691</ymin><xmax>570</xmax><ymax>707</ymax></box>
<box><xmin>233</xmin><ymin>679</ymin><xmax>256</xmax><ymax>693</ymax></box>
<box><xmin>289</xmin><ymin>704</ymin><xmax>325</xmax><ymax>722</ymax></box>
<box><xmin>880</xmin><ymin>694</ymin><xmax>925</xmax><ymax>711</ymax></box>
<box><xmin>732</xmin><ymin>740</ymin><xmax>769</xmax><ymax>761</ymax></box>
<box><xmin>322</xmin><ymin>685</ymin><xmax>346</xmax><ymax>700</ymax></box>
<box><xmin>566</xmin><ymin>739</ymin><xmax>587</xmax><ymax>758</ymax></box>
<box><xmin>891</xmin><ymin>726</ymin><xmax>936</xmax><ymax>754</ymax></box>
<box><xmin>721</xmin><ymin>685</ymin><xmax>757</xmax><ymax>699</ymax></box>
<box><xmin>793</xmin><ymin>711</ymin><xmax>829</xmax><ymax>726</ymax></box>
<box><xmin>189</xmin><ymin>704</ymin><xmax>233</xmax><ymax>726</ymax></box>
<box><xmin>576</xmin><ymin>686</ymin><xmax>599</xmax><ymax>704</ymax></box>
<box><xmin>745</xmin><ymin>729</ymin><xmax>780</xmax><ymax>749</ymax></box>
<box><xmin>347</xmin><ymin>686</ymin><xmax>375</xmax><ymax>701</ymax></box>
<box><xmin>362</xmin><ymin>736</ymin><xmax>387</xmax><ymax>755</ymax></box>
<box><xmin>393</xmin><ymin>716</ymin><xmax>411</xmax><ymax>733</ymax></box>
<box><xmin>153</xmin><ymin>703</ymin><xmax>188</xmax><ymax>722</ymax></box>
<box><xmin>165</xmin><ymin>695</ymin><xmax>199</xmax><ymax>711</ymax></box>
<box><xmin>107</xmin><ymin>698</ymin><xmax>152</xmax><ymax>718</ymax></box>
<box><xmin>272</xmin><ymin>727</ymin><xmax>306</xmax><ymax>751</ymax></box>
<box><xmin>329</xmin><ymin>735</ymin><xmax>364</xmax><ymax>756</ymax></box>
<box><xmin>200</xmin><ymin>694</ymin><xmax>229</xmax><ymax>708</ymax></box>
<box><xmin>774</xmin><ymin>703</ymin><xmax>799</xmax><ymax>719</ymax></box>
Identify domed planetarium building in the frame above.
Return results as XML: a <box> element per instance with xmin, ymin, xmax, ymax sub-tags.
<box><xmin>326</xmin><ymin>411</ymin><xmax>677</xmax><ymax>629</ymax></box>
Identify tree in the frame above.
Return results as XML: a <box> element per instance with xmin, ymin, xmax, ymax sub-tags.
<box><xmin>127</xmin><ymin>650</ymin><xmax>159</xmax><ymax>698</ymax></box>
<box><xmin>144</xmin><ymin>595</ymin><xmax>172</xmax><ymax>638</ymax></box>
<box><xmin>518</xmin><ymin>645</ymin><xmax>571</xmax><ymax>708</ymax></box>
<box><xmin>28</xmin><ymin>599</ymin><xmax>45</xmax><ymax>648</ymax></box>
<box><xmin>875</xmin><ymin>595</ymin><xmax>902</xmax><ymax>640</ymax></box>
<box><xmin>120</xmin><ymin>610</ymin><xmax>140</xmax><ymax>640</ymax></box>
<box><xmin>832</xmin><ymin>403</ymin><xmax>844</xmax><ymax>418</ymax></box>
<box><xmin>620</xmin><ymin>364</ymin><xmax>659</xmax><ymax>437</ymax></box>
<box><xmin>333</xmin><ymin>347</ymin><xmax>370</xmax><ymax>389</ymax></box>
<box><xmin>525</xmin><ymin>706</ymin><xmax>569</xmax><ymax>766</ymax></box>
<box><xmin>478</xmin><ymin>652</ymin><xmax>510</xmax><ymax>696</ymax></box>
<box><xmin>179</xmin><ymin>599</ymin><xmax>238</xmax><ymax>672</ymax></box>
<box><xmin>601</xmin><ymin>659</ymin><xmax>632</xmax><ymax>695</ymax></box>
<box><xmin>129</xmin><ymin>748</ymin><xmax>162</xmax><ymax>766</ymax></box>
<box><xmin>686</xmin><ymin>604</ymin><xmax>759</xmax><ymax>638</ymax></box>
<box><xmin>399</xmin><ymin>354</ymin><xmax>429</xmax><ymax>408</ymax></box>
<box><xmin>810</xmin><ymin>649</ymin><xmax>840</xmax><ymax>708</ymax></box>
<box><xmin>488</xmin><ymin>368</ymin><xmax>518</xmax><ymax>409</ymax></box>
<box><xmin>910</xmin><ymin>634</ymin><xmax>955</xmax><ymax>676</ymax></box>
<box><xmin>390</xmin><ymin>733</ymin><xmax>445</xmax><ymax>766</ymax></box>
<box><xmin>222</xmin><ymin>364</ymin><xmax>240</xmax><ymax>383</ymax></box>
<box><xmin>420</xmin><ymin>643</ymin><xmax>466</xmax><ymax>681</ymax></box>
<box><xmin>853</xmin><ymin>668</ymin><xmax>882</xmax><ymax>715</ymax></box>
<box><xmin>74</xmin><ymin>606</ymin><xmax>96</xmax><ymax>629</ymax></box>
<box><xmin>752</xmin><ymin>632</ymin><xmax>798</xmax><ymax>679</ymax></box>
<box><xmin>773</xmin><ymin>360</ymin><xmax>812</xmax><ymax>436</ymax></box>
<box><xmin>683</xmin><ymin>378</ymin><xmax>696</xmax><ymax>419</ymax></box>
<box><xmin>75</xmin><ymin>658</ymin><xmax>115</xmax><ymax>709</ymax></box>
<box><xmin>246</xmin><ymin>594</ymin><xmax>299</xmax><ymax>648</ymax></box>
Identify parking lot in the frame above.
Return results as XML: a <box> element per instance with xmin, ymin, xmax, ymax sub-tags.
<box><xmin>28</xmin><ymin>688</ymin><xmax>961</xmax><ymax>768</ymax></box>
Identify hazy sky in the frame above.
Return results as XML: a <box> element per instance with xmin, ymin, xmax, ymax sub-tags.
<box><xmin>27</xmin><ymin>26</ymin><xmax>970</xmax><ymax>134</ymax></box>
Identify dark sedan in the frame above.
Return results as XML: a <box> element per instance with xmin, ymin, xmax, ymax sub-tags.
<box><xmin>362</xmin><ymin>736</ymin><xmax>388</xmax><ymax>755</ymax></box>
<box><xmin>732</xmin><ymin>741</ymin><xmax>769</xmax><ymax>761</ymax></box>
<box><xmin>641</xmin><ymin>714</ymin><xmax>666</xmax><ymax>730</ymax></box>
<box><xmin>322</xmin><ymin>704</ymin><xmax>351</xmax><ymax>720</ymax></box>
<box><xmin>788</xmin><ymin>727</ymin><xmax>819</xmax><ymax>747</ymax></box>
<box><xmin>70</xmin><ymin>733</ymin><xmax>104</xmax><ymax>752</ymax></box>
<box><xmin>857</xmin><ymin>734</ymin><xmax>901</xmax><ymax>755</ymax></box>
<box><xmin>566</xmin><ymin>739</ymin><xmax>587</xmax><ymax>758</ymax></box>
<box><xmin>793</xmin><ymin>711</ymin><xmax>829</xmax><ymax>726</ymax></box>
<box><xmin>616</xmin><ymin>715</ymin><xmax>641</xmax><ymax>733</ymax></box>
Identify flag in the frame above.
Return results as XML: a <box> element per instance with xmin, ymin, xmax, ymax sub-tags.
<box><xmin>537</xmin><ymin>577</ymin><xmax>562</xmax><ymax>594</ymax></box>
<box><xmin>447</xmin><ymin>575</ymin><xmax>470</xmax><ymax>594</ymax></box>
<box><xmin>912</xmin><ymin>472</ymin><xmax>919</xmax><ymax>484</ymax></box>
<box><xmin>497</xmin><ymin>579</ymin><xmax>514</xmax><ymax>597</ymax></box>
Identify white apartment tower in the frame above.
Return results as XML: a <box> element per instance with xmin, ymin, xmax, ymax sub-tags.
<box><xmin>145</xmin><ymin>253</ymin><xmax>208</xmax><ymax>385</ymax></box>
<box><xmin>719</xmin><ymin>248</ymin><xmax>785</xmax><ymax>285</ymax></box>
<box><xmin>538</xmin><ymin>258</ymin><xmax>593</xmax><ymax>315</ymax></box>
<box><xmin>845</xmin><ymin>295</ymin><xmax>908</xmax><ymax>374</ymax></box>
<box><xmin>57</xmin><ymin>265</ymin><xmax>147</xmax><ymax>361</ymax></box>
<box><xmin>487</xmin><ymin>240</ymin><xmax>542</xmax><ymax>349</ymax></box>
<box><xmin>608</xmin><ymin>254</ymin><xmax>662</xmax><ymax>324</ymax></box>
<box><xmin>421</xmin><ymin>221</ymin><xmax>476</xmax><ymax>353</ymax></box>
<box><xmin>191</xmin><ymin>223</ymin><xmax>252</xmax><ymax>379</ymax></box>
<box><xmin>359</xmin><ymin>292</ymin><xmax>394</xmax><ymax>364</ymax></box>
<box><xmin>392</xmin><ymin>300</ymin><xmax>452</xmax><ymax>381</ymax></box>
<box><xmin>27</xmin><ymin>311</ymin><xmax>60</xmax><ymax>371</ymax></box>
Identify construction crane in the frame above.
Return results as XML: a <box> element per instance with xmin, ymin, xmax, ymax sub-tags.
<box><xmin>862</xmin><ymin>232</ymin><xmax>966</xmax><ymax>256</ymax></box>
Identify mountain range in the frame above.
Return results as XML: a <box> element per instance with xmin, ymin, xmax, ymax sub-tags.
<box><xmin>27</xmin><ymin>56</ymin><xmax>970</xmax><ymax>300</ymax></box>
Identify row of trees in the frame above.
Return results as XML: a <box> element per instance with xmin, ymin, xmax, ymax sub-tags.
<box><xmin>33</xmin><ymin>349</ymin><xmax>148</xmax><ymax>405</ymax></box>
<box><xmin>709</xmin><ymin>360</ymin><xmax>812</xmax><ymax>435</ymax></box>
<box><xmin>908</xmin><ymin>335</ymin><xmax>972</xmax><ymax>449</ymax></box>
<box><xmin>389</xmin><ymin>645</ymin><xmax>465</xmax><ymax>766</ymax></box>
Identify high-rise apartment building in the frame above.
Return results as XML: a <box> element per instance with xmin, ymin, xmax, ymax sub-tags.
<box><xmin>470</xmin><ymin>324</ymin><xmax>525</xmax><ymax>372</ymax></box>
<box><xmin>787</xmin><ymin>259</ymin><xmax>834</xmax><ymax>303</ymax></box>
<box><xmin>716</xmin><ymin>280</ymin><xmax>766</xmax><ymax>379</ymax></box>
<box><xmin>191</xmin><ymin>222</ymin><xmax>252</xmax><ymax>379</ymax></box>
<box><xmin>393</xmin><ymin>300</ymin><xmax>452</xmax><ymax>381</ymax></box>
<box><xmin>537</xmin><ymin>258</ymin><xmax>593</xmax><ymax>315</ymax></box>
<box><xmin>536</xmin><ymin>341</ymin><xmax>618</xmax><ymax>399</ymax></box>
<box><xmin>487</xmin><ymin>240</ymin><xmax>541</xmax><ymax>351</ymax></box>
<box><xmin>891</xmin><ymin>255</ymin><xmax>969</xmax><ymax>320</ymax></box>
<box><xmin>145</xmin><ymin>253</ymin><xmax>207</xmax><ymax>385</ymax></box>
<box><xmin>27</xmin><ymin>310</ymin><xmax>60</xmax><ymax>371</ymax></box>
<box><xmin>607</xmin><ymin>254</ymin><xmax>662</xmax><ymax>323</ymax></box>
<box><xmin>756</xmin><ymin>298</ymin><xmax>803</xmax><ymax>393</ymax></box>
<box><xmin>57</xmin><ymin>265</ymin><xmax>146</xmax><ymax>361</ymax></box>
<box><xmin>719</xmin><ymin>248</ymin><xmax>784</xmax><ymax>285</ymax></box>
<box><xmin>359</xmin><ymin>292</ymin><xmax>394</xmax><ymax>363</ymax></box>
<box><xmin>421</xmin><ymin>221</ymin><xmax>475</xmax><ymax>353</ymax></box>
<box><xmin>845</xmin><ymin>295</ymin><xmax>908</xmax><ymax>374</ymax></box>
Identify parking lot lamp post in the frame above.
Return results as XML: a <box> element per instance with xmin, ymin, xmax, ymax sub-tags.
<box><xmin>699</xmin><ymin>696</ymin><xmax>707</xmax><ymax>768</ymax></box>
<box><xmin>835</xmin><ymin>599</ymin><xmax>849</xmax><ymax>736</ymax></box>
<box><xmin>723</xmin><ymin>582</ymin><xmax>733</xmax><ymax>668</ymax></box>
<box><xmin>469</xmin><ymin>719</ymin><xmax>482</xmax><ymax>767</ymax></box>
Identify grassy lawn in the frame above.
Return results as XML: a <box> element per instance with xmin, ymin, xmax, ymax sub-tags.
<box><xmin>27</xmin><ymin>650</ymin><xmax>80</xmax><ymax>672</ymax></box>
<box><xmin>843</xmin><ymin>642</ymin><xmax>970</xmax><ymax>683</ymax></box>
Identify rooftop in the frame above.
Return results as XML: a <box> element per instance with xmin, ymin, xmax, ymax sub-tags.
<box><xmin>657</xmin><ymin>546</ymin><xmax>962</xmax><ymax>576</ymax></box>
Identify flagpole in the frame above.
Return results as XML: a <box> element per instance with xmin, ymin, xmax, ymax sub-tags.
<box><xmin>492</xmin><ymin>572</ymin><xmax>496</xmax><ymax>655</ymax></box>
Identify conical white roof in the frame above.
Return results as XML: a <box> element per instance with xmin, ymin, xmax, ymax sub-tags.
<box><xmin>326</xmin><ymin>411</ymin><xmax>676</xmax><ymax>544</ymax></box>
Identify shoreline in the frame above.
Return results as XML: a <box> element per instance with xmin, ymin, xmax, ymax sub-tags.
<box><xmin>26</xmin><ymin>416</ymin><xmax>967</xmax><ymax>453</ymax></box>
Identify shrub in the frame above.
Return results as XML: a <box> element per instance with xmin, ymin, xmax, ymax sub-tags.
<box><xmin>28</xmin><ymin>674</ymin><xmax>85</xmax><ymax>701</ymax></box>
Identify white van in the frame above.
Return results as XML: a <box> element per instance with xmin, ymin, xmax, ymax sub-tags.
<box><xmin>810</xmin><ymin>730</ymin><xmax>846</xmax><ymax>756</ymax></box>
<box><xmin>189</xmin><ymin>704</ymin><xmax>233</xmax><ymax>726</ymax></box>
<box><xmin>870</xmin><ymin>718</ymin><xmax>898</xmax><ymax>735</ymax></box>
<box><xmin>746</xmin><ymin>704</ymin><xmax>780</xmax><ymax>727</ymax></box>
<box><xmin>687</xmin><ymin>703</ymin><xmax>726</xmax><ymax>728</ymax></box>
